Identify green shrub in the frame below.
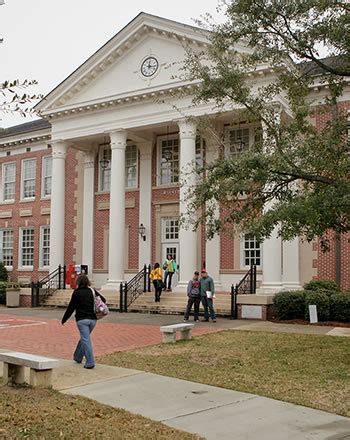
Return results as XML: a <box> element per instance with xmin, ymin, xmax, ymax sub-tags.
<box><xmin>273</xmin><ymin>290</ymin><xmax>306</xmax><ymax>320</ymax></box>
<box><xmin>0</xmin><ymin>262</ymin><xmax>8</xmax><ymax>282</ymax></box>
<box><xmin>304</xmin><ymin>279</ymin><xmax>339</xmax><ymax>293</ymax></box>
<box><xmin>305</xmin><ymin>290</ymin><xmax>330</xmax><ymax>321</ymax></box>
<box><xmin>0</xmin><ymin>281</ymin><xmax>6</xmax><ymax>305</ymax></box>
<box><xmin>329</xmin><ymin>292</ymin><xmax>350</xmax><ymax>322</ymax></box>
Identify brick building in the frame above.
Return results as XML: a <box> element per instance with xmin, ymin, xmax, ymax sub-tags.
<box><xmin>0</xmin><ymin>13</ymin><xmax>349</xmax><ymax>296</ymax></box>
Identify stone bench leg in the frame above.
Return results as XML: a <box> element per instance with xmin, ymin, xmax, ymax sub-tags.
<box><xmin>162</xmin><ymin>332</ymin><xmax>176</xmax><ymax>343</ymax></box>
<box><xmin>29</xmin><ymin>369</ymin><xmax>53</xmax><ymax>388</ymax></box>
<box><xmin>180</xmin><ymin>329</ymin><xmax>192</xmax><ymax>341</ymax></box>
<box><xmin>3</xmin><ymin>363</ymin><xmax>25</xmax><ymax>385</ymax></box>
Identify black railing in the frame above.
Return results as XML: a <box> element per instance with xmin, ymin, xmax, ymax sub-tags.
<box><xmin>230</xmin><ymin>265</ymin><xmax>257</xmax><ymax>319</ymax></box>
<box><xmin>119</xmin><ymin>264</ymin><xmax>151</xmax><ymax>312</ymax></box>
<box><xmin>31</xmin><ymin>265</ymin><xmax>66</xmax><ymax>307</ymax></box>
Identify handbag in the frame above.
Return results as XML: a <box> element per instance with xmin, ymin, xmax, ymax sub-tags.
<box><xmin>90</xmin><ymin>287</ymin><xmax>109</xmax><ymax>320</ymax></box>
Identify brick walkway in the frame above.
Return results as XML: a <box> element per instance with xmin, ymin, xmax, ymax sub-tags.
<box><xmin>0</xmin><ymin>314</ymin><xmax>221</xmax><ymax>359</ymax></box>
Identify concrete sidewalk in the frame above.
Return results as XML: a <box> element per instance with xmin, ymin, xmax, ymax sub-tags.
<box><xmin>61</xmin><ymin>363</ymin><xmax>350</xmax><ymax>440</ymax></box>
<box><xmin>1</xmin><ymin>349</ymin><xmax>349</xmax><ymax>440</ymax></box>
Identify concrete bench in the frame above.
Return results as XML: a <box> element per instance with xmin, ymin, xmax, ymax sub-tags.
<box><xmin>160</xmin><ymin>323</ymin><xmax>194</xmax><ymax>343</ymax></box>
<box><xmin>0</xmin><ymin>351</ymin><xmax>59</xmax><ymax>388</ymax></box>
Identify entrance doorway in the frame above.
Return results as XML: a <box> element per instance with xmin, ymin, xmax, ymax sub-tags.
<box><xmin>161</xmin><ymin>218</ymin><xmax>179</xmax><ymax>287</ymax></box>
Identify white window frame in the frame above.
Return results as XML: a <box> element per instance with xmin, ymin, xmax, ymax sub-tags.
<box><xmin>98</xmin><ymin>144</ymin><xmax>139</xmax><ymax>192</ymax></box>
<box><xmin>98</xmin><ymin>145</ymin><xmax>111</xmax><ymax>193</ymax></box>
<box><xmin>39</xmin><ymin>225</ymin><xmax>50</xmax><ymax>270</ymax></box>
<box><xmin>41</xmin><ymin>156</ymin><xmax>52</xmax><ymax>198</ymax></box>
<box><xmin>225</xmin><ymin>124</ymin><xmax>256</xmax><ymax>158</ymax></box>
<box><xmin>19</xmin><ymin>227</ymin><xmax>34</xmax><ymax>270</ymax></box>
<box><xmin>1</xmin><ymin>162</ymin><xmax>16</xmax><ymax>203</ymax></box>
<box><xmin>0</xmin><ymin>229</ymin><xmax>14</xmax><ymax>270</ymax></box>
<box><xmin>195</xmin><ymin>136</ymin><xmax>206</xmax><ymax>168</ymax></box>
<box><xmin>125</xmin><ymin>144</ymin><xmax>138</xmax><ymax>189</ymax></box>
<box><xmin>157</xmin><ymin>134</ymin><xmax>180</xmax><ymax>186</ymax></box>
<box><xmin>162</xmin><ymin>217</ymin><xmax>180</xmax><ymax>242</ymax></box>
<box><xmin>21</xmin><ymin>158</ymin><xmax>36</xmax><ymax>200</ymax></box>
<box><xmin>240</xmin><ymin>234</ymin><xmax>262</xmax><ymax>269</ymax></box>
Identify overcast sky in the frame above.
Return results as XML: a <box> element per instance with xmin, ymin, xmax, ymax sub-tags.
<box><xmin>0</xmin><ymin>0</ymin><xmax>220</xmax><ymax>128</ymax></box>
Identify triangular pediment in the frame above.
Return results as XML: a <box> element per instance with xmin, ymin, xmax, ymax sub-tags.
<box><xmin>36</xmin><ymin>13</ymin><xmax>213</xmax><ymax>113</ymax></box>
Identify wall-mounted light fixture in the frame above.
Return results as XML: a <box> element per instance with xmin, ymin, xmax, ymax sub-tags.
<box><xmin>138</xmin><ymin>223</ymin><xmax>146</xmax><ymax>241</ymax></box>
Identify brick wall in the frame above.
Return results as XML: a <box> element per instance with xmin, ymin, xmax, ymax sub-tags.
<box><xmin>312</xmin><ymin>100</ymin><xmax>350</xmax><ymax>289</ymax></box>
<box><xmin>0</xmin><ymin>147</ymin><xmax>52</xmax><ymax>282</ymax></box>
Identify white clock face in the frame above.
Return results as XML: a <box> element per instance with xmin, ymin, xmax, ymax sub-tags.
<box><xmin>141</xmin><ymin>57</ymin><xmax>159</xmax><ymax>77</ymax></box>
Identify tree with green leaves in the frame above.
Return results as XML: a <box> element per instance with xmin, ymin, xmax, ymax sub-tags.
<box><xmin>183</xmin><ymin>0</ymin><xmax>350</xmax><ymax>248</ymax></box>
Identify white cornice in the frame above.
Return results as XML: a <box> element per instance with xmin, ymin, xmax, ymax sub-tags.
<box><xmin>0</xmin><ymin>130</ymin><xmax>51</xmax><ymax>148</ymax></box>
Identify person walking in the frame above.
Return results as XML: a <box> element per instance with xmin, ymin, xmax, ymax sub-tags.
<box><xmin>200</xmin><ymin>269</ymin><xmax>216</xmax><ymax>322</ymax></box>
<box><xmin>184</xmin><ymin>271</ymin><xmax>201</xmax><ymax>322</ymax></box>
<box><xmin>150</xmin><ymin>262</ymin><xmax>163</xmax><ymax>302</ymax></box>
<box><xmin>163</xmin><ymin>254</ymin><xmax>177</xmax><ymax>291</ymax></box>
<box><xmin>61</xmin><ymin>274</ymin><xmax>106</xmax><ymax>369</ymax></box>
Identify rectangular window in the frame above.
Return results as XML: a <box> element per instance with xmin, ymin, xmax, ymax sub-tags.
<box><xmin>195</xmin><ymin>136</ymin><xmax>206</xmax><ymax>168</ymax></box>
<box><xmin>159</xmin><ymin>136</ymin><xmax>179</xmax><ymax>185</ymax></box>
<box><xmin>0</xmin><ymin>230</ymin><xmax>14</xmax><ymax>267</ymax></box>
<box><xmin>228</xmin><ymin>127</ymin><xmax>250</xmax><ymax>157</ymax></box>
<box><xmin>243</xmin><ymin>234</ymin><xmax>261</xmax><ymax>267</ymax></box>
<box><xmin>20</xmin><ymin>228</ymin><xmax>34</xmax><ymax>268</ymax></box>
<box><xmin>163</xmin><ymin>218</ymin><xmax>179</xmax><ymax>241</ymax></box>
<box><xmin>99</xmin><ymin>147</ymin><xmax>111</xmax><ymax>192</ymax></box>
<box><xmin>40</xmin><ymin>226</ymin><xmax>50</xmax><ymax>268</ymax></box>
<box><xmin>42</xmin><ymin>156</ymin><xmax>52</xmax><ymax>197</ymax></box>
<box><xmin>21</xmin><ymin>159</ymin><xmax>36</xmax><ymax>199</ymax></box>
<box><xmin>125</xmin><ymin>145</ymin><xmax>137</xmax><ymax>188</ymax></box>
<box><xmin>2</xmin><ymin>162</ymin><xmax>16</xmax><ymax>201</ymax></box>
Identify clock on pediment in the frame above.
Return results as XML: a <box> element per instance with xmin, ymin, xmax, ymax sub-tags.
<box><xmin>140</xmin><ymin>56</ymin><xmax>159</xmax><ymax>77</ymax></box>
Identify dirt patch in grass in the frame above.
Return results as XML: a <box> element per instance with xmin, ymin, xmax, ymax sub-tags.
<box><xmin>0</xmin><ymin>386</ymin><xmax>201</xmax><ymax>440</ymax></box>
<box><xmin>98</xmin><ymin>330</ymin><xmax>350</xmax><ymax>417</ymax></box>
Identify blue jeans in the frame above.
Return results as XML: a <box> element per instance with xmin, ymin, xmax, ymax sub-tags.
<box><xmin>201</xmin><ymin>296</ymin><xmax>216</xmax><ymax>321</ymax></box>
<box><xmin>74</xmin><ymin>319</ymin><xmax>96</xmax><ymax>368</ymax></box>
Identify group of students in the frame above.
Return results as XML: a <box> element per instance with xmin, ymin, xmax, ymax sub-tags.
<box><xmin>150</xmin><ymin>255</ymin><xmax>217</xmax><ymax>322</ymax></box>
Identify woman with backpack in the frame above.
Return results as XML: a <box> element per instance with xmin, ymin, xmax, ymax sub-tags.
<box><xmin>61</xmin><ymin>274</ymin><xmax>107</xmax><ymax>369</ymax></box>
<box><xmin>149</xmin><ymin>262</ymin><xmax>163</xmax><ymax>302</ymax></box>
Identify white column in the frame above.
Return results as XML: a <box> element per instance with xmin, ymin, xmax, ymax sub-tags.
<box><xmin>259</xmin><ymin>228</ymin><xmax>283</xmax><ymax>293</ymax></box>
<box><xmin>205</xmin><ymin>139</ymin><xmax>221</xmax><ymax>289</ymax></box>
<box><xmin>177</xmin><ymin>119</ymin><xmax>197</xmax><ymax>290</ymax></box>
<box><xmin>49</xmin><ymin>140</ymin><xmax>68</xmax><ymax>273</ymax></box>
<box><xmin>282</xmin><ymin>238</ymin><xmax>301</xmax><ymax>290</ymax></box>
<box><xmin>138</xmin><ymin>142</ymin><xmax>152</xmax><ymax>268</ymax></box>
<box><xmin>259</xmin><ymin>112</ymin><xmax>283</xmax><ymax>293</ymax></box>
<box><xmin>104</xmin><ymin>129</ymin><xmax>127</xmax><ymax>288</ymax></box>
<box><xmin>82</xmin><ymin>150</ymin><xmax>95</xmax><ymax>277</ymax></box>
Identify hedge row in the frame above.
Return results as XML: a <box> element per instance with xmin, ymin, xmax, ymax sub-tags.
<box><xmin>273</xmin><ymin>281</ymin><xmax>350</xmax><ymax>322</ymax></box>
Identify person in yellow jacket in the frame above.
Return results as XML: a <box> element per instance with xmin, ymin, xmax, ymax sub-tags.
<box><xmin>149</xmin><ymin>262</ymin><xmax>163</xmax><ymax>302</ymax></box>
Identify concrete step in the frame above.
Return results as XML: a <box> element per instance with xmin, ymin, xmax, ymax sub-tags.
<box><xmin>42</xmin><ymin>289</ymin><xmax>232</xmax><ymax>316</ymax></box>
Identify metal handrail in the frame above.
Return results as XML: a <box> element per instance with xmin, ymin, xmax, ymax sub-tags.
<box><xmin>230</xmin><ymin>265</ymin><xmax>257</xmax><ymax>319</ymax></box>
<box><xmin>120</xmin><ymin>264</ymin><xmax>151</xmax><ymax>312</ymax></box>
<box><xmin>31</xmin><ymin>265</ymin><xmax>66</xmax><ymax>307</ymax></box>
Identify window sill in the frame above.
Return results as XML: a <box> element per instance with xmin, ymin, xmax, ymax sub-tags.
<box><xmin>4</xmin><ymin>266</ymin><xmax>13</xmax><ymax>272</ymax></box>
<box><xmin>0</xmin><ymin>200</ymin><xmax>15</xmax><ymax>205</ymax></box>
<box><xmin>20</xmin><ymin>198</ymin><xmax>36</xmax><ymax>203</ymax></box>
<box><xmin>153</xmin><ymin>184</ymin><xmax>180</xmax><ymax>190</ymax></box>
<box><xmin>40</xmin><ymin>196</ymin><xmax>51</xmax><ymax>201</ymax></box>
<box><xmin>18</xmin><ymin>267</ymin><xmax>34</xmax><ymax>272</ymax></box>
<box><xmin>39</xmin><ymin>266</ymin><xmax>49</xmax><ymax>272</ymax></box>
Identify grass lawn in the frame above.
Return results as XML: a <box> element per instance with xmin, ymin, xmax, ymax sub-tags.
<box><xmin>98</xmin><ymin>330</ymin><xmax>350</xmax><ymax>417</ymax></box>
<box><xmin>0</xmin><ymin>386</ymin><xmax>201</xmax><ymax>440</ymax></box>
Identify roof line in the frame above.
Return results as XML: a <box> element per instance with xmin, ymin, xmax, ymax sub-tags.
<box><xmin>35</xmin><ymin>12</ymin><xmax>206</xmax><ymax>111</ymax></box>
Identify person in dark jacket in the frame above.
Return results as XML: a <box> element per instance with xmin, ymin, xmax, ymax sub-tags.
<box><xmin>184</xmin><ymin>271</ymin><xmax>201</xmax><ymax>322</ymax></box>
<box><xmin>200</xmin><ymin>269</ymin><xmax>216</xmax><ymax>322</ymax></box>
<box><xmin>61</xmin><ymin>274</ymin><xmax>106</xmax><ymax>369</ymax></box>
